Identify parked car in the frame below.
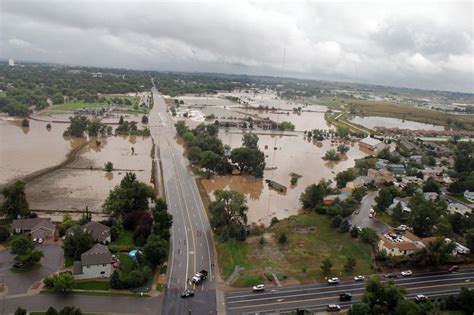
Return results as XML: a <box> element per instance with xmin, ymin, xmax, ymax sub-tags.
<box><xmin>354</xmin><ymin>275</ymin><xmax>365</xmax><ymax>281</ymax></box>
<box><xmin>252</xmin><ymin>284</ymin><xmax>265</xmax><ymax>292</ymax></box>
<box><xmin>328</xmin><ymin>277</ymin><xmax>340</xmax><ymax>284</ymax></box>
<box><xmin>415</xmin><ymin>294</ymin><xmax>428</xmax><ymax>303</ymax></box>
<box><xmin>355</xmin><ymin>210</ymin><xmax>360</xmax><ymax>214</ymax></box>
<box><xmin>339</xmin><ymin>292</ymin><xmax>352</xmax><ymax>301</ymax></box>
<box><xmin>327</xmin><ymin>304</ymin><xmax>341</xmax><ymax>312</ymax></box>
<box><xmin>401</xmin><ymin>270</ymin><xmax>413</xmax><ymax>277</ymax></box>
<box><xmin>448</xmin><ymin>265</ymin><xmax>459</xmax><ymax>273</ymax></box>
<box><xmin>12</xmin><ymin>262</ymin><xmax>24</xmax><ymax>269</ymax></box>
<box><xmin>181</xmin><ymin>289</ymin><xmax>195</xmax><ymax>298</ymax></box>
<box><xmin>384</xmin><ymin>272</ymin><xmax>397</xmax><ymax>279</ymax></box>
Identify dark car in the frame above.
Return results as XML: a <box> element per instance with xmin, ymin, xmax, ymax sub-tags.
<box><xmin>384</xmin><ymin>272</ymin><xmax>397</xmax><ymax>279</ymax></box>
<box><xmin>12</xmin><ymin>262</ymin><xmax>24</xmax><ymax>269</ymax></box>
<box><xmin>339</xmin><ymin>292</ymin><xmax>352</xmax><ymax>301</ymax></box>
<box><xmin>181</xmin><ymin>289</ymin><xmax>195</xmax><ymax>298</ymax></box>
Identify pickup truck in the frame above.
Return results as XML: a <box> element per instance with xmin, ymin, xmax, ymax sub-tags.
<box><xmin>192</xmin><ymin>270</ymin><xmax>209</xmax><ymax>285</ymax></box>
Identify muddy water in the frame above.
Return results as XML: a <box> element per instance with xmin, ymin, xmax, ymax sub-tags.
<box><xmin>0</xmin><ymin>119</ymin><xmax>85</xmax><ymax>184</ymax></box>
<box><xmin>201</xmin><ymin>133</ymin><xmax>367</xmax><ymax>225</ymax></box>
<box><xmin>350</xmin><ymin>116</ymin><xmax>445</xmax><ymax>131</ymax></box>
<box><xmin>26</xmin><ymin>135</ymin><xmax>152</xmax><ymax>212</ymax></box>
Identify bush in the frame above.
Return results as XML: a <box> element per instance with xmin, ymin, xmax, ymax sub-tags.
<box><xmin>110</xmin><ymin>270</ymin><xmax>123</xmax><ymax>289</ymax></box>
<box><xmin>350</xmin><ymin>226</ymin><xmax>359</xmax><ymax>238</ymax></box>
<box><xmin>59</xmin><ymin>306</ymin><xmax>82</xmax><ymax>315</ymax></box>
<box><xmin>278</xmin><ymin>233</ymin><xmax>288</xmax><ymax>245</ymax></box>
<box><xmin>270</xmin><ymin>217</ymin><xmax>279</xmax><ymax>226</ymax></box>
<box><xmin>46</xmin><ymin>307</ymin><xmax>59</xmax><ymax>315</ymax></box>
<box><xmin>15</xmin><ymin>307</ymin><xmax>27</xmax><ymax>315</ymax></box>
<box><xmin>124</xmin><ymin>270</ymin><xmax>146</xmax><ymax>288</ymax></box>
<box><xmin>104</xmin><ymin>161</ymin><xmax>114</xmax><ymax>172</ymax></box>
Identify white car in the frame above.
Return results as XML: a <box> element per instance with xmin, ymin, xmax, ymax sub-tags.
<box><xmin>401</xmin><ymin>270</ymin><xmax>413</xmax><ymax>277</ymax></box>
<box><xmin>252</xmin><ymin>284</ymin><xmax>265</xmax><ymax>292</ymax></box>
<box><xmin>398</xmin><ymin>225</ymin><xmax>408</xmax><ymax>231</ymax></box>
<box><xmin>369</xmin><ymin>213</ymin><xmax>373</xmax><ymax>218</ymax></box>
<box><xmin>354</xmin><ymin>275</ymin><xmax>365</xmax><ymax>281</ymax></box>
<box><xmin>328</xmin><ymin>277</ymin><xmax>340</xmax><ymax>284</ymax></box>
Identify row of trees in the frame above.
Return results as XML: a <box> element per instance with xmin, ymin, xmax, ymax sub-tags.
<box><xmin>177</xmin><ymin>121</ymin><xmax>266</xmax><ymax>178</ymax></box>
<box><xmin>63</xmin><ymin>116</ymin><xmax>111</xmax><ymax>137</ymax></box>
<box><xmin>209</xmin><ymin>190</ymin><xmax>248</xmax><ymax>242</ymax></box>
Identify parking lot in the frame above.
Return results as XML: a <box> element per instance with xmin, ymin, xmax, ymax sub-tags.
<box><xmin>0</xmin><ymin>244</ymin><xmax>63</xmax><ymax>296</ymax></box>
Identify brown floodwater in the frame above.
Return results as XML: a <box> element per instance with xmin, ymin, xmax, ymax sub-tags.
<box><xmin>0</xmin><ymin>119</ymin><xmax>85</xmax><ymax>184</ymax></box>
<box><xmin>26</xmin><ymin>135</ymin><xmax>152</xmax><ymax>212</ymax></box>
<box><xmin>350</xmin><ymin>116</ymin><xmax>445</xmax><ymax>131</ymax></box>
<box><xmin>201</xmin><ymin>132</ymin><xmax>367</xmax><ymax>225</ymax></box>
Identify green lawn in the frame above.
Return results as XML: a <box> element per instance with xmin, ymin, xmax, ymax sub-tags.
<box><xmin>377</xmin><ymin>211</ymin><xmax>397</xmax><ymax>227</ymax></box>
<box><xmin>52</xmin><ymin>100</ymin><xmax>110</xmax><ymax>111</ymax></box>
<box><xmin>111</xmin><ymin>230</ymin><xmax>134</xmax><ymax>247</ymax></box>
<box><xmin>75</xmin><ymin>280</ymin><xmax>111</xmax><ymax>291</ymax></box>
<box><xmin>11</xmin><ymin>263</ymin><xmax>41</xmax><ymax>273</ymax></box>
<box><xmin>215</xmin><ymin>212</ymin><xmax>374</xmax><ymax>287</ymax></box>
<box><xmin>118</xmin><ymin>252</ymin><xmax>135</xmax><ymax>274</ymax></box>
<box><xmin>64</xmin><ymin>256</ymin><xmax>74</xmax><ymax>268</ymax></box>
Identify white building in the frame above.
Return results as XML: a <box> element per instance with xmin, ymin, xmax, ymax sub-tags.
<box><xmin>8</xmin><ymin>59</ymin><xmax>15</xmax><ymax>66</ymax></box>
<box><xmin>358</xmin><ymin>137</ymin><xmax>386</xmax><ymax>154</ymax></box>
<box><xmin>447</xmin><ymin>202</ymin><xmax>472</xmax><ymax>215</ymax></box>
<box><xmin>74</xmin><ymin>244</ymin><xmax>112</xmax><ymax>280</ymax></box>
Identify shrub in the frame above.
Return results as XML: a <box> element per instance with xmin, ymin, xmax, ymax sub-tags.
<box><xmin>278</xmin><ymin>233</ymin><xmax>288</xmax><ymax>245</ymax></box>
<box><xmin>0</xmin><ymin>225</ymin><xmax>10</xmax><ymax>242</ymax></box>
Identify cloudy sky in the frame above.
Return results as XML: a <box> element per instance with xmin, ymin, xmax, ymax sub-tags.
<box><xmin>1</xmin><ymin>0</ymin><xmax>473</xmax><ymax>92</ymax></box>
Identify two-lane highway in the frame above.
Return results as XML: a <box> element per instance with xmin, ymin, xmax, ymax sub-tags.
<box><xmin>149</xmin><ymin>86</ymin><xmax>216</xmax><ymax>314</ymax></box>
<box><xmin>225</xmin><ymin>269</ymin><xmax>474</xmax><ymax>314</ymax></box>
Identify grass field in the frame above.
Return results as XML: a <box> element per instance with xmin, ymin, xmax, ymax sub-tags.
<box><xmin>216</xmin><ymin>212</ymin><xmax>374</xmax><ymax>287</ymax></box>
<box><xmin>111</xmin><ymin>230</ymin><xmax>134</xmax><ymax>247</ymax></box>
<box><xmin>75</xmin><ymin>280</ymin><xmax>111</xmax><ymax>291</ymax></box>
<box><xmin>52</xmin><ymin>100</ymin><xmax>111</xmax><ymax>111</ymax></box>
<box><xmin>310</xmin><ymin>96</ymin><xmax>474</xmax><ymax>130</ymax></box>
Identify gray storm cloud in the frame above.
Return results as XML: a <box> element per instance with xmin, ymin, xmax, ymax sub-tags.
<box><xmin>1</xmin><ymin>0</ymin><xmax>472</xmax><ymax>92</ymax></box>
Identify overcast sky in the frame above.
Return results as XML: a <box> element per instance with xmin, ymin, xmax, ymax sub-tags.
<box><xmin>1</xmin><ymin>0</ymin><xmax>473</xmax><ymax>92</ymax></box>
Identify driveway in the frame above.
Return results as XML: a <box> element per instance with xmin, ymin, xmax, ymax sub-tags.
<box><xmin>351</xmin><ymin>190</ymin><xmax>390</xmax><ymax>234</ymax></box>
<box><xmin>0</xmin><ymin>244</ymin><xmax>63</xmax><ymax>296</ymax></box>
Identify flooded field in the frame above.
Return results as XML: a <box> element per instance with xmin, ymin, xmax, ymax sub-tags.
<box><xmin>201</xmin><ymin>132</ymin><xmax>367</xmax><ymax>225</ymax></box>
<box><xmin>26</xmin><ymin>135</ymin><xmax>152</xmax><ymax>212</ymax></box>
<box><xmin>0</xmin><ymin>119</ymin><xmax>85</xmax><ymax>184</ymax></box>
<box><xmin>350</xmin><ymin>116</ymin><xmax>445</xmax><ymax>131</ymax></box>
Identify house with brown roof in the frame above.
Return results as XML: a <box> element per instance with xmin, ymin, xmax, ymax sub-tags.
<box><xmin>378</xmin><ymin>238</ymin><xmax>419</xmax><ymax>256</ymax></box>
<box><xmin>368</xmin><ymin>168</ymin><xmax>395</xmax><ymax>185</ymax></box>
<box><xmin>12</xmin><ymin>217</ymin><xmax>55</xmax><ymax>240</ymax></box>
<box><xmin>73</xmin><ymin>244</ymin><xmax>112</xmax><ymax>280</ymax></box>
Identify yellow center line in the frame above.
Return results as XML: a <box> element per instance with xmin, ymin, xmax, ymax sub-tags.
<box><xmin>229</xmin><ymin>280</ymin><xmax>474</xmax><ymax>310</ymax></box>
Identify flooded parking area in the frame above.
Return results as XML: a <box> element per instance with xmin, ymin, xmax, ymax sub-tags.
<box><xmin>350</xmin><ymin>116</ymin><xmax>445</xmax><ymax>131</ymax></box>
<box><xmin>201</xmin><ymin>132</ymin><xmax>367</xmax><ymax>225</ymax></box>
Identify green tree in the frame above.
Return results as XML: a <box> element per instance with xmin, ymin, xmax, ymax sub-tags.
<box><xmin>59</xmin><ymin>306</ymin><xmax>82</xmax><ymax>315</ymax></box>
<box><xmin>144</xmin><ymin>234</ymin><xmax>168</xmax><ymax>267</ymax></box>
<box><xmin>209</xmin><ymin>190</ymin><xmax>248</xmax><ymax>238</ymax></box>
<box><xmin>1</xmin><ymin>180</ymin><xmax>30</xmax><ymax>221</ymax></box>
<box><xmin>46</xmin><ymin>306</ymin><xmax>59</xmax><ymax>315</ymax></box>
<box><xmin>335</xmin><ymin>168</ymin><xmax>358</xmax><ymax>188</ymax></box>
<box><xmin>102</xmin><ymin>172</ymin><xmax>155</xmax><ymax>216</ymax></box>
<box><xmin>337</xmin><ymin>144</ymin><xmax>350</xmax><ymax>154</ymax></box>
<box><xmin>0</xmin><ymin>225</ymin><xmax>11</xmax><ymax>242</ymax></box>
<box><xmin>422</xmin><ymin>177</ymin><xmax>441</xmax><ymax>193</ymax></box>
<box><xmin>459</xmin><ymin>287</ymin><xmax>474</xmax><ymax>314</ymax></box>
<box><xmin>14</xmin><ymin>307</ymin><xmax>27</xmax><ymax>315</ymax></box>
<box><xmin>466</xmin><ymin>228</ymin><xmax>474</xmax><ymax>252</ymax></box>
<box><xmin>350</xmin><ymin>226</ymin><xmax>360</xmax><ymax>238</ymax></box>
<box><xmin>175</xmin><ymin>120</ymin><xmax>189</xmax><ymax>136</ymax></box>
<box><xmin>11</xmin><ymin>235</ymin><xmax>43</xmax><ymax>267</ymax></box>
<box><xmin>360</xmin><ymin>228</ymin><xmax>379</xmax><ymax>246</ymax></box>
<box><xmin>52</xmin><ymin>93</ymin><xmax>64</xmax><ymax>104</ymax></box>
<box><xmin>374</xmin><ymin>187</ymin><xmax>395</xmax><ymax>212</ymax></box>
<box><xmin>242</xmin><ymin>133</ymin><xmax>259</xmax><ymax>149</ymax></box>
<box><xmin>348</xmin><ymin>303</ymin><xmax>371</xmax><ymax>315</ymax></box>
<box><xmin>320</xmin><ymin>257</ymin><xmax>332</xmax><ymax>276</ymax></box>
<box><xmin>410</xmin><ymin>237</ymin><xmax>456</xmax><ymax>267</ymax></box>
<box><xmin>323</xmin><ymin>149</ymin><xmax>340</xmax><ymax>161</ymax></box>
<box><xmin>300</xmin><ymin>180</ymin><xmax>332</xmax><ymax>210</ymax></box>
<box><xmin>151</xmin><ymin>198</ymin><xmax>172</xmax><ymax>241</ymax></box>
<box><xmin>104</xmin><ymin>161</ymin><xmax>114</xmax><ymax>172</ymax></box>
<box><xmin>278</xmin><ymin>232</ymin><xmax>288</xmax><ymax>244</ymax></box>
<box><xmin>363</xmin><ymin>276</ymin><xmax>406</xmax><ymax>311</ymax></box>
<box><xmin>119</xmin><ymin>116</ymin><xmax>124</xmax><ymax>125</ymax></box>
<box><xmin>44</xmin><ymin>273</ymin><xmax>75</xmax><ymax>292</ymax></box>
<box><xmin>63</xmin><ymin>229</ymin><xmax>94</xmax><ymax>260</ymax></box>
<box><xmin>199</xmin><ymin>150</ymin><xmax>222</xmax><ymax>176</ymax></box>
<box><xmin>110</xmin><ymin>270</ymin><xmax>123</xmax><ymax>289</ymax></box>
<box><xmin>63</xmin><ymin>116</ymin><xmax>89</xmax><ymax>137</ymax></box>
<box><xmin>410</xmin><ymin>193</ymin><xmax>440</xmax><ymax>237</ymax></box>
<box><xmin>344</xmin><ymin>256</ymin><xmax>356</xmax><ymax>273</ymax></box>
<box><xmin>393</xmin><ymin>299</ymin><xmax>423</xmax><ymax>315</ymax></box>
<box><xmin>391</xmin><ymin>202</ymin><xmax>404</xmax><ymax>225</ymax></box>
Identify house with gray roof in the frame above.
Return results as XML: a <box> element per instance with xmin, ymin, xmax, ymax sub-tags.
<box><xmin>67</xmin><ymin>221</ymin><xmax>111</xmax><ymax>244</ymax></box>
<box><xmin>73</xmin><ymin>244</ymin><xmax>112</xmax><ymax>279</ymax></box>
<box><xmin>12</xmin><ymin>217</ymin><xmax>55</xmax><ymax>240</ymax></box>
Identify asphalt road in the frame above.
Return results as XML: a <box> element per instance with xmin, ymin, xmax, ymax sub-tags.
<box><xmin>351</xmin><ymin>190</ymin><xmax>390</xmax><ymax>234</ymax></box>
<box><xmin>149</xmin><ymin>86</ymin><xmax>217</xmax><ymax>314</ymax></box>
<box><xmin>0</xmin><ymin>244</ymin><xmax>62</xmax><ymax>296</ymax></box>
<box><xmin>225</xmin><ymin>269</ymin><xmax>474</xmax><ymax>314</ymax></box>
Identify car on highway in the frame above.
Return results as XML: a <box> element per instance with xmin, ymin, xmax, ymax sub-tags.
<box><xmin>181</xmin><ymin>289</ymin><xmax>195</xmax><ymax>298</ymax></box>
<box><xmin>252</xmin><ymin>284</ymin><xmax>265</xmax><ymax>292</ymax></box>
<box><xmin>339</xmin><ymin>292</ymin><xmax>352</xmax><ymax>301</ymax></box>
<box><xmin>354</xmin><ymin>275</ymin><xmax>365</xmax><ymax>281</ymax></box>
<box><xmin>328</xmin><ymin>277</ymin><xmax>340</xmax><ymax>284</ymax></box>
<box><xmin>415</xmin><ymin>294</ymin><xmax>428</xmax><ymax>303</ymax></box>
<box><xmin>192</xmin><ymin>269</ymin><xmax>208</xmax><ymax>285</ymax></box>
<box><xmin>327</xmin><ymin>304</ymin><xmax>341</xmax><ymax>312</ymax></box>
<box><xmin>448</xmin><ymin>265</ymin><xmax>459</xmax><ymax>273</ymax></box>
<box><xmin>384</xmin><ymin>272</ymin><xmax>397</xmax><ymax>279</ymax></box>
<box><xmin>401</xmin><ymin>270</ymin><xmax>413</xmax><ymax>277</ymax></box>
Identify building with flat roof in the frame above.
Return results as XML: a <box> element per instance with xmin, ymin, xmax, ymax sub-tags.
<box><xmin>358</xmin><ymin>137</ymin><xmax>386</xmax><ymax>154</ymax></box>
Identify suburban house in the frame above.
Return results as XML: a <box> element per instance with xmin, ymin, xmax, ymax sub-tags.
<box><xmin>367</xmin><ymin>168</ymin><xmax>395</xmax><ymax>185</ymax></box>
<box><xmin>323</xmin><ymin>193</ymin><xmax>350</xmax><ymax>205</ymax></box>
<box><xmin>73</xmin><ymin>244</ymin><xmax>112</xmax><ymax>279</ymax></box>
<box><xmin>410</xmin><ymin>155</ymin><xmax>423</xmax><ymax>164</ymax></box>
<box><xmin>420</xmin><ymin>167</ymin><xmax>444</xmax><ymax>180</ymax></box>
<box><xmin>375</xmin><ymin>159</ymin><xmax>389</xmax><ymax>169</ymax></box>
<box><xmin>345</xmin><ymin>176</ymin><xmax>370</xmax><ymax>190</ymax></box>
<box><xmin>387</xmin><ymin>164</ymin><xmax>405</xmax><ymax>176</ymax></box>
<box><xmin>358</xmin><ymin>137</ymin><xmax>386</xmax><ymax>154</ymax></box>
<box><xmin>12</xmin><ymin>218</ymin><xmax>56</xmax><ymax>240</ymax></box>
<box><xmin>67</xmin><ymin>221</ymin><xmax>111</xmax><ymax>244</ymax></box>
<box><xmin>447</xmin><ymin>202</ymin><xmax>472</xmax><ymax>215</ymax></box>
<box><xmin>378</xmin><ymin>238</ymin><xmax>418</xmax><ymax>256</ymax></box>
<box><xmin>387</xmin><ymin>197</ymin><xmax>411</xmax><ymax>214</ymax></box>
<box><xmin>400</xmin><ymin>176</ymin><xmax>424</xmax><ymax>187</ymax></box>
<box><xmin>464</xmin><ymin>190</ymin><xmax>474</xmax><ymax>203</ymax></box>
